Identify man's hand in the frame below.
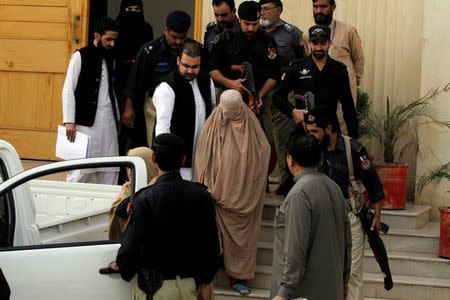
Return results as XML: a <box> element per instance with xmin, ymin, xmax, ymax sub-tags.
<box><xmin>197</xmin><ymin>284</ymin><xmax>211</xmax><ymax>300</ymax></box>
<box><xmin>65</xmin><ymin>123</ymin><xmax>76</xmax><ymax>142</ymax></box>
<box><xmin>272</xmin><ymin>296</ymin><xmax>286</xmax><ymax>300</ymax></box>
<box><xmin>291</xmin><ymin>108</ymin><xmax>307</xmax><ymax>125</ymax></box>
<box><xmin>227</xmin><ymin>78</ymin><xmax>250</xmax><ymax>95</ymax></box>
<box><xmin>344</xmin><ymin>283</ymin><xmax>349</xmax><ymax>299</ymax></box>
<box><xmin>122</xmin><ymin>98</ymin><xmax>135</xmax><ymax>128</ymax></box>
<box><xmin>371</xmin><ymin>202</ymin><xmax>382</xmax><ymax>231</ymax></box>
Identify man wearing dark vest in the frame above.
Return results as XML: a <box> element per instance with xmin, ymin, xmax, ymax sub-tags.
<box><xmin>153</xmin><ymin>42</ymin><xmax>215</xmax><ymax>181</ymax></box>
<box><xmin>62</xmin><ymin>17</ymin><xmax>120</xmax><ymax>184</ymax></box>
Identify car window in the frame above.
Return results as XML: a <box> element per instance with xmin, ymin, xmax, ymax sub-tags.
<box><xmin>1</xmin><ymin>159</ymin><xmax>141</xmax><ymax>248</ymax></box>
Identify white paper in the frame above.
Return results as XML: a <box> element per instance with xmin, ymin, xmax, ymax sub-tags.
<box><xmin>55</xmin><ymin>125</ymin><xmax>89</xmax><ymax>160</ymax></box>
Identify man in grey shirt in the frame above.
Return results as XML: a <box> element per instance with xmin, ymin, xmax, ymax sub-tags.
<box><xmin>271</xmin><ymin>135</ymin><xmax>352</xmax><ymax>300</ymax></box>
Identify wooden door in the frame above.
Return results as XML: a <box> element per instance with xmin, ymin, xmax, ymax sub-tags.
<box><xmin>0</xmin><ymin>0</ymin><xmax>89</xmax><ymax>160</ymax></box>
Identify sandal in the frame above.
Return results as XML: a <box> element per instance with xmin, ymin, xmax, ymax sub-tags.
<box><xmin>231</xmin><ymin>283</ymin><xmax>251</xmax><ymax>296</ymax></box>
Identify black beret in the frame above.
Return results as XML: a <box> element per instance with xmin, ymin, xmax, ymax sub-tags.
<box><xmin>309</xmin><ymin>25</ymin><xmax>331</xmax><ymax>42</ymax></box>
<box><xmin>259</xmin><ymin>0</ymin><xmax>283</xmax><ymax>11</ymax></box>
<box><xmin>238</xmin><ymin>1</ymin><xmax>261</xmax><ymax>21</ymax></box>
<box><xmin>166</xmin><ymin>10</ymin><xmax>191</xmax><ymax>33</ymax></box>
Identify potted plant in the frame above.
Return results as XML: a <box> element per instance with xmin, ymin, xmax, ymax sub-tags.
<box><xmin>358</xmin><ymin>84</ymin><xmax>450</xmax><ymax>209</ymax></box>
<box><xmin>417</xmin><ymin>164</ymin><xmax>450</xmax><ymax>258</ymax></box>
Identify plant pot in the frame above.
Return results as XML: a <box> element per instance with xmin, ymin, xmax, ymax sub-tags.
<box><xmin>439</xmin><ymin>207</ymin><xmax>450</xmax><ymax>259</ymax></box>
<box><xmin>375</xmin><ymin>163</ymin><xmax>408</xmax><ymax>210</ymax></box>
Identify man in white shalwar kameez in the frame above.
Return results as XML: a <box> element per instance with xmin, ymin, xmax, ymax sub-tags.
<box><xmin>152</xmin><ymin>42</ymin><xmax>216</xmax><ymax>181</ymax></box>
<box><xmin>62</xmin><ymin>17</ymin><xmax>120</xmax><ymax>185</ymax></box>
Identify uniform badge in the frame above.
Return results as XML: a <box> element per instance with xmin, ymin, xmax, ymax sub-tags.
<box><xmin>360</xmin><ymin>155</ymin><xmax>372</xmax><ymax>170</ymax></box>
<box><xmin>213</xmin><ymin>35</ymin><xmax>220</xmax><ymax>44</ymax></box>
<box><xmin>300</xmin><ymin>69</ymin><xmax>310</xmax><ymax>75</ymax></box>
<box><xmin>144</xmin><ymin>45</ymin><xmax>153</xmax><ymax>54</ymax></box>
<box><xmin>307</xmin><ymin>114</ymin><xmax>316</xmax><ymax>123</ymax></box>
<box><xmin>267</xmin><ymin>47</ymin><xmax>277</xmax><ymax>60</ymax></box>
<box><xmin>284</xmin><ymin>23</ymin><xmax>292</xmax><ymax>31</ymax></box>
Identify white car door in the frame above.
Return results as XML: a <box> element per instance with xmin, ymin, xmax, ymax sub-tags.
<box><xmin>0</xmin><ymin>140</ymin><xmax>147</xmax><ymax>299</ymax></box>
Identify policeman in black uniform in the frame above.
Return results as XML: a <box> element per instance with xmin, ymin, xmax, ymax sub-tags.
<box><xmin>122</xmin><ymin>10</ymin><xmax>193</xmax><ymax>147</ymax></box>
<box><xmin>273</xmin><ymin>24</ymin><xmax>358</xmax><ymax>139</ymax></box>
<box><xmin>209</xmin><ymin>0</ymin><xmax>280</xmax><ymax>108</ymax></box>
<box><xmin>204</xmin><ymin>0</ymin><xmax>239</xmax><ymax>54</ymax></box>
<box><xmin>304</xmin><ymin>106</ymin><xmax>384</xmax><ymax>300</ymax></box>
<box><xmin>116</xmin><ymin>133</ymin><xmax>220</xmax><ymax>299</ymax></box>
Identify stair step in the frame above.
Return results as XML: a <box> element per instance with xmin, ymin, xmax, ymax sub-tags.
<box><xmin>262</xmin><ymin>193</ymin><xmax>283</xmax><ymax>221</ymax></box>
<box><xmin>363</xmin><ymin>272</ymin><xmax>450</xmax><ymax>299</ymax></box>
<box><xmin>259</xmin><ymin>222</ymin><xmax>440</xmax><ymax>254</ymax></box>
<box><xmin>214</xmin><ymin>287</ymin><xmax>269</xmax><ymax>299</ymax></box>
<box><xmin>364</xmin><ymin>250</ymin><xmax>450</xmax><ymax>278</ymax></box>
<box><xmin>216</xmin><ymin>268</ymin><xmax>450</xmax><ymax>299</ymax></box>
<box><xmin>214</xmin><ymin>265</ymin><xmax>272</xmax><ymax>290</ymax></box>
<box><xmin>381</xmin><ymin>204</ymin><xmax>431</xmax><ymax>230</ymax></box>
<box><xmin>376</xmin><ymin>222</ymin><xmax>439</xmax><ymax>253</ymax></box>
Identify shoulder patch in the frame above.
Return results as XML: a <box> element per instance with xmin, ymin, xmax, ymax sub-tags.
<box><xmin>267</xmin><ymin>47</ymin><xmax>278</xmax><ymax>60</ymax></box>
<box><xmin>284</xmin><ymin>23</ymin><xmax>294</xmax><ymax>32</ymax></box>
<box><xmin>360</xmin><ymin>155</ymin><xmax>372</xmax><ymax>170</ymax></box>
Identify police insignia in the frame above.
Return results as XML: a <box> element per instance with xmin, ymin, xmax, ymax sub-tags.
<box><xmin>300</xmin><ymin>69</ymin><xmax>310</xmax><ymax>75</ymax></box>
<box><xmin>267</xmin><ymin>47</ymin><xmax>277</xmax><ymax>59</ymax></box>
<box><xmin>360</xmin><ymin>156</ymin><xmax>372</xmax><ymax>170</ymax></box>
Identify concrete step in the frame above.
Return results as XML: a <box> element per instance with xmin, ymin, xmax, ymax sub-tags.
<box><xmin>375</xmin><ymin>222</ymin><xmax>439</xmax><ymax>254</ymax></box>
<box><xmin>261</xmin><ymin>193</ymin><xmax>283</xmax><ymax>221</ymax></box>
<box><xmin>214</xmin><ymin>287</ymin><xmax>269</xmax><ymax>299</ymax></box>
<box><xmin>380</xmin><ymin>204</ymin><xmax>431</xmax><ymax>230</ymax></box>
<box><xmin>216</xmin><ymin>265</ymin><xmax>450</xmax><ymax>299</ymax></box>
<box><xmin>214</xmin><ymin>266</ymin><xmax>272</xmax><ymax>290</ymax></box>
<box><xmin>214</xmin><ymin>286</ymin><xmax>390</xmax><ymax>300</ymax></box>
<box><xmin>364</xmin><ymin>250</ymin><xmax>450</xmax><ymax>279</ymax></box>
<box><xmin>363</xmin><ymin>272</ymin><xmax>450</xmax><ymax>300</ymax></box>
<box><xmin>259</xmin><ymin>220</ymin><xmax>439</xmax><ymax>254</ymax></box>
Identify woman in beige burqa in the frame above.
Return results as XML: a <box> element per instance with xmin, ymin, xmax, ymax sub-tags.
<box><xmin>108</xmin><ymin>147</ymin><xmax>158</xmax><ymax>240</ymax></box>
<box><xmin>195</xmin><ymin>89</ymin><xmax>270</xmax><ymax>295</ymax></box>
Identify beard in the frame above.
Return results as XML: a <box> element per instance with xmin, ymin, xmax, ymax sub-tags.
<box><xmin>312</xmin><ymin>133</ymin><xmax>331</xmax><ymax>151</ymax></box>
<box><xmin>312</xmin><ymin>50</ymin><xmax>326</xmax><ymax>60</ymax></box>
<box><xmin>314</xmin><ymin>13</ymin><xmax>333</xmax><ymax>25</ymax></box>
<box><xmin>260</xmin><ymin>18</ymin><xmax>273</xmax><ymax>28</ymax></box>
<box><xmin>184</xmin><ymin>74</ymin><xmax>196</xmax><ymax>81</ymax></box>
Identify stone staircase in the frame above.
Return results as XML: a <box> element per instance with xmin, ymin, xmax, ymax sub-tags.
<box><xmin>214</xmin><ymin>193</ymin><xmax>450</xmax><ymax>300</ymax></box>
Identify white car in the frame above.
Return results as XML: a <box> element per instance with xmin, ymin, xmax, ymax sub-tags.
<box><xmin>0</xmin><ymin>139</ymin><xmax>148</xmax><ymax>299</ymax></box>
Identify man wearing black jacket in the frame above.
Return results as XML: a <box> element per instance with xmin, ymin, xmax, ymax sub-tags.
<box><xmin>116</xmin><ymin>133</ymin><xmax>220</xmax><ymax>300</ymax></box>
<box><xmin>273</xmin><ymin>24</ymin><xmax>358</xmax><ymax>139</ymax></box>
<box><xmin>122</xmin><ymin>10</ymin><xmax>192</xmax><ymax>148</ymax></box>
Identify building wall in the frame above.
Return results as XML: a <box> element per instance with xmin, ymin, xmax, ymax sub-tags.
<box><xmin>201</xmin><ymin>0</ymin><xmax>426</xmax><ymax>201</ymax></box>
<box><xmin>416</xmin><ymin>0</ymin><xmax>450</xmax><ymax>220</ymax></box>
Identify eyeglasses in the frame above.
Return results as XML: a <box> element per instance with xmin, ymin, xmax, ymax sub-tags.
<box><xmin>261</xmin><ymin>6</ymin><xmax>278</xmax><ymax>12</ymax></box>
<box><xmin>180</xmin><ymin>62</ymin><xmax>201</xmax><ymax>71</ymax></box>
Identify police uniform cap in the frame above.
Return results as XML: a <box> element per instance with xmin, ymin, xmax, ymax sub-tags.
<box><xmin>238</xmin><ymin>1</ymin><xmax>261</xmax><ymax>21</ymax></box>
<box><xmin>309</xmin><ymin>25</ymin><xmax>331</xmax><ymax>42</ymax></box>
<box><xmin>259</xmin><ymin>0</ymin><xmax>283</xmax><ymax>11</ymax></box>
<box><xmin>166</xmin><ymin>10</ymin><xmax>191</xmax><ymax>33</ymax></box>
